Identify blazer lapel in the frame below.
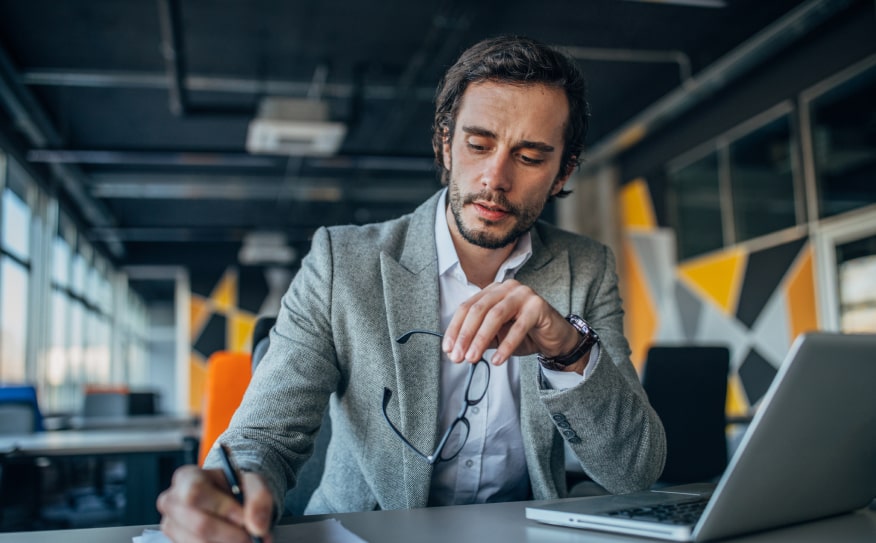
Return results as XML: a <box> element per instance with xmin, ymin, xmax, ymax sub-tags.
<box><xmin>380</xmin><ymin>192</ymin><xmax>442</xmax><ymax>508</ymax></box>
<box><xmin>516</xmin><ymin>226</ymin><xmax>571</xmax><ymax>498</ymax></box>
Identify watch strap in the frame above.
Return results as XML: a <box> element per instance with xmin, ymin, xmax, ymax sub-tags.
<box><xmin>537</xmin><ymin>315</ymin><xmax>599</xmax><ymax>371</ymax></box>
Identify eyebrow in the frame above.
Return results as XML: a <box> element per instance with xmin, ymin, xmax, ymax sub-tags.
<box><xmin>462</xmin><ymin>125</ymin><xmax>556</xmax><ymax>153</ymax></box>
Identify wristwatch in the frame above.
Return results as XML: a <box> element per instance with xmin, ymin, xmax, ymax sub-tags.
<box><xmin>537</xmin><ymin>315</ymin><xmax>599</xmax><ymax>371</ymax></box>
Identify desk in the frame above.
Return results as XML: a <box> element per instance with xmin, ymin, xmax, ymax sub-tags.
<box><xmin>1</xmin><ymin>499</ymin><xmax>874</xmax><ymax>542</ymax></box>
<box><xmin>66</xmin><ymin>414</ymin><xmax>199</xmax><ymax>432</ymax></box>
<box><xmin>0</xmin><ymin>429</ymin><xmax>197</xmax><ymax>527</ymax></box>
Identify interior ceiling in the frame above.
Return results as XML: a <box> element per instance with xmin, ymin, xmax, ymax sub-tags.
<box><xmin>0</xmin><ymin>0</ymin><xmax>816</xmax><ymax>289</ymax></box>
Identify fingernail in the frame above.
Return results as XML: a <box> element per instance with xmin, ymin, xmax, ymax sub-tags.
<box><xmin>465</xmin><ymin>348</ymin><xmax>477</xmax><ymax>361</ymax></box>
<box><xmin>442</xmin><ymin>338</ymin><xmax>452</xmax><ymax>352</ymax></box>
<box><xmin>491</xmin><ymin>353</ymin><xmax>502</xmax><ymax>365</ymax></box>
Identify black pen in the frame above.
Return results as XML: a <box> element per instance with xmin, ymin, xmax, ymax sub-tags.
<box><xmin>218</xmin><ymin>443</ymin><xmax>264</xmax><ymax>543</ymax></box>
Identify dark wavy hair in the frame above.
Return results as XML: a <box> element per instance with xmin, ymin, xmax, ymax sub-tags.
<box><xmin>432</xmin><ymin>35</ymin><xmax>589</xmax><ymax>198</ymax></box>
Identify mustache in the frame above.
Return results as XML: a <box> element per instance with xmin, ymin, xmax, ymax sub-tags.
<box><xmin>462</xmin><ymin>190</ymin><xmax>519</xmax><ymax>215</ymax></box>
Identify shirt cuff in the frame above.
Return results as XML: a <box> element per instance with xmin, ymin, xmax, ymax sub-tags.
<box><xmin>540</xmin><ymin>343</ymin><xmax>600</xmax><ymax>389</ymax></box>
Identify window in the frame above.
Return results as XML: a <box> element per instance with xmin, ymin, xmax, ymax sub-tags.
<box><xmin>2</xmin><ymin>185</ymin><xmax>31</xmax><ymax>262</ymax></box>
<box><xmin>0</xmin><ymin>160</ymin><xmax>34</xmax><ymax>382</ymax></box>
<box><xmin>835</xmin><ymin>234</ymin><xmax>876</xmax><ymax>333</ymax></box>
<box><xmin>0</xmin><ymin>256</ymin><xmax>29</xmax><ymax>381</ymax></box>
<box><xmin>666</xmin><ymin>106</ymin><xmax>799</xmax><ymax>260</ymax></box>
<box><xmin>810</xmin><ymin>63</ymin><xmax>876</xmax><ymax>218</ymax></box>
<box><xmin>729</xmin><ymin>115</ymin><xmax>797</xmax><ymax>242</ymax></box>
<box><xmin>668</xmin><ymin>150</ymin><xmax>724</xmax><ymax>260</ymax></box>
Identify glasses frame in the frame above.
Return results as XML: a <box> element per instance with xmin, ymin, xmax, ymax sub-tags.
<box><xmin>382</xmin><ymin>329</ymin><xmax>490</xmax><ymax>465</ymax></box>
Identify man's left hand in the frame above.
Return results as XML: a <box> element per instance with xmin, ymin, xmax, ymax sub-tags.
<box><xmin>441</xmin><ymin>279</ymin><xmax>584</xmax><ymax>370</ymax></box>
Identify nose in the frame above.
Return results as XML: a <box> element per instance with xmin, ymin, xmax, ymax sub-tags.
<box><xmin>481</xmin><ymin>152</ymin><xmax>512</xmax><ymax>192</ymax></box>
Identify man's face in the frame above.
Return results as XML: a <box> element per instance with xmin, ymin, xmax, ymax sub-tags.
<box><xmin>443</xmin><ymin>81</ymin><xmax>571</xmax><ymax>250</ymax></box>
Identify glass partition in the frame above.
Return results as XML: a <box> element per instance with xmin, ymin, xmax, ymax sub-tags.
<box><xmin>729</xmin><ymin>115</ymin><xmax>797</xmax><ymax>242</ymax></box>
<box><xmin>810</xmin><ymin>64</ymin><xmax>876</xmax><ymax>218</ymax></box>
<box><xmin>668</xmin><ymin>150</ymin><xmax>724</xmax><ymax>260</ymax></box>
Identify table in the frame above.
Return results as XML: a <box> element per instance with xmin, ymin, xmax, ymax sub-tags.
<box><xmin>1</xmin><ymin>499</ymin><xmax>874</xmax><ymax>542</ymax></box>
<box><xmin>0</xmin><ymin>428</ymin><xmax>197</xmax><ymax>527</ymax></box>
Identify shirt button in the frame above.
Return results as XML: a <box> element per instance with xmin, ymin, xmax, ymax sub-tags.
<box><xmin>465</xmin><ymin>459</ymin><xmax>474</xmax><ymax>468</ymax></box>
<box><xmin>471</xmin><ymin>406</ymin><xmax>480</xmax><ymax>415</ymax></box>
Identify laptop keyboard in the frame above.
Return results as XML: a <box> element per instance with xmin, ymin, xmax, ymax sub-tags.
<box><xmin>600</xmin><ymin>498</ymin><xmax>709</xmax><ymax>525</ymax></box>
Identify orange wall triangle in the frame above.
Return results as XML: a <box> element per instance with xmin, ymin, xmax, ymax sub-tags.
<box><xmin>786</xmin><ymin>246</ymin><xmax>819</xmax><ymax>342</ymax></box>
<box><xmin>621</xmin><ymin>240</ymin><xmax>658</xmax><ymax>372</ymax></box>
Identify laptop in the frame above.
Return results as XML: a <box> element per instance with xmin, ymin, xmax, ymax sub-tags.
<box><xmin>526</xmin><ymin>332</ymin><xmax>876</xmax><ymax>541</ymax></box>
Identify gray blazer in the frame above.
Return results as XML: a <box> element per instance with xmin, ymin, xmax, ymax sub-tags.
<box><xmin>207</xmin><ymin>190</ymin><xmax>665</xmax><ymax>516</ymax></box>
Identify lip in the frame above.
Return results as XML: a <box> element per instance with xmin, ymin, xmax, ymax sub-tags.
<box><xmin>472</xmin><ymin>201</ymin><xmax>510</xmax><ymax>221</ymax></box>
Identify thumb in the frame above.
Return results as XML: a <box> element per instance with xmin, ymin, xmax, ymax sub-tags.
<box><xmin>242</xmin><ymin>471</ymin><xmax>274</xmax><ymax>537</ymax></box>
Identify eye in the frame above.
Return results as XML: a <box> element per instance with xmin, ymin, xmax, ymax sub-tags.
<box><xmin>466</xmin><ymin>139</ymin><xmax>489</xmax><ymax>153</ymax></box>
<box><xmin>519</xmin><ymin>154</ymin><xmax>545</xmax><ymax>165</ymax></box>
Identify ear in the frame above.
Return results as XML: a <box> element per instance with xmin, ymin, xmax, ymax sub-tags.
<box><xmin>550</xmin><ymin>158</ymin><xmax>576</xmax><ymax>195</ymax></box>
<box><xmin>441</xmin><ymin>128</ymin><xmax>451</xmax><ymax>170</ymax></box>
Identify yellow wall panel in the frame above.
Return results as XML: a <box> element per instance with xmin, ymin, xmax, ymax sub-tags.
<box><xmin>620</xmin><ymin>178</ymin><xmax>656</xmax><ymax>230</ymax></box>
<box><xmin>211</xmin><ymin>269</ymin><xmax>238</xmax><ymax>313</ymax></box>
<box><xmin>621</xmin><ymin>240</ymin><xmax>658</xmax><ymax>372</ymax></box>
<box><xmin>678</xmin><ymin>248</ymin><xmax>747</xmax><ymax>315</ymax></box>
<box><xmin>786</xmin><ymin>246</ymin><xmax>819</xmax><ymax>342</ymax></box>
<box><xmin>230</xmin><ymin>312</ymin><xmax>257</xmax><ymax>352</ymax></box>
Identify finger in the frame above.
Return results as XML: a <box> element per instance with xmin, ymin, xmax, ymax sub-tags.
<box><xmin>462</xmin><ymin>293</ymin><xmax>530</xmax><ymax>364</ymax></box>
<box><xmin>445</xmin><ymin>283</ymin><xmax>512</xmax><ymax>362</ymax></box>
<box><xmin>157</xmin><ymin>468</ymin><xmax>251</xmax><ymax>543</ymax></box>
<box><xmin>241</xmin><ymin>471</ymin><xmax>275</xmax><ymax>537</ymax></box>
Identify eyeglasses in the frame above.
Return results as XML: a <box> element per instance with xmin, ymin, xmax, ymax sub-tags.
<box><xmin>382</xmin><ymin>329</ymin><xmax>490</xmax><ymax>464</ymax></box>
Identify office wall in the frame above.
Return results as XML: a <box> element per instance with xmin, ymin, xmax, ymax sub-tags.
<box><xmin>187</xmin><ymin>265</ymin><xmax>293</xmax><ymax>414</ymax></box>
<box><xmin>611</xmin><ymin>3</ymin><xmax>874</xmax><ymax>416</ymax></box>
<box><xmin>618</xmin><ymin>179</ymin><xmax>818</xmax><ymax>417</ymax></box>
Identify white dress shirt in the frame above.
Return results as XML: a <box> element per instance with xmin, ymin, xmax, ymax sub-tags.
<box><xmin>428</xmin><ymin>189</ymin><xmax>598</xmax><ymax>506</ymax></box>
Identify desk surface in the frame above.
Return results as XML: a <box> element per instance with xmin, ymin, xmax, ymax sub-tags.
<box><xmin>1</xmin><ymin>499</ymin><xmax>874</xmax><ymax>543</ymax></box>
<box><xmin>0</xmin><ymin>428</ymin><xmax>196</xmax><ymax>456</ymax></box>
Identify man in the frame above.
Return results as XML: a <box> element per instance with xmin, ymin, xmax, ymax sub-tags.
<box><xmin>157</xmin><ymin>35</ymin><xmax>666</xmax><ymax>542</ymax></box>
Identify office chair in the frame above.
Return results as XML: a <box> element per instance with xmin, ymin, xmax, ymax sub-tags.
<box><xmin>0</xmin><ymin>385</ymin><xmax>44</xmax><ymax>529</ymax></box>
<box><xmin>642</xmin><ymin>345</ymin><xmax>730</xmax><ymax>485</ymax></box>
<box><xmin>0</xmin><ymin>384</ymin><xmax>44</xmax><ymax>434</ymax></box>
<box><xmin>250</xmin><ymin>315</ymin><xmax>332</xmax><ymax>517</ymax></box>
<box><xmin>82</xmin><ymin>386</ymin><xmax>130</xmax><ymax>419</ymax></box>
<box><xmin>198</xmin><ymin>351</ymin><xmax>253</xmax><ymax>466</ymax></box>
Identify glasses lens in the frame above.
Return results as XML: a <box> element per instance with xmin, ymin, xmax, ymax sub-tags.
<box><xmin>439</xmin><ymin>418</ymin><xmax>470</xmax><ymax>461</ymax></box>
<box><xmin>465</xmin><ymin>361</ymin><xmax>489</xmax><ymax>404</ymax></box>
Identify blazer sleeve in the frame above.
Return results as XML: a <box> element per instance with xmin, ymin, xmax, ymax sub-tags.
<box><xmin>203</xmin><ymin>227</ymin><xmax>340</xmax><ymax>520</ymax></box>
<box><xmin>538</xmin><ymin>244</ymin><xmax>666</xmax><ymax>494</ymax></box>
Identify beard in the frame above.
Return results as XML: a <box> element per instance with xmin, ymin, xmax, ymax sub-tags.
<box><xmin>448</xmin><ymin>179</ymin><xmax>549</xmax><ymax>250</ymax></box>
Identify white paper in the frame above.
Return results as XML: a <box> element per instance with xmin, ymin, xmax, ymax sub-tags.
<box><xmin>133</xmin><ymin>529</ymin><xmax>171</xmax><ymax>543</ymax></box>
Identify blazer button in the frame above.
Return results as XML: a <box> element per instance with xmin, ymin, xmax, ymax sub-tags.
<box><xmin>551</xmin><ymin>413</ymin><xmax>567</xmax><ymax>423</ymax></box>
<box><xmin>556</xmin><ymin>421</ymin><xmax>571</xmax><ymax>429</ymax></box>
<box><xmin>562</xmin><ymin>429</ymin><xmax>576</xmax><ymax>439</ymax></box>
<box><xmin>568</xmin><ymin>436</ymin><xmax>582</xmax><ymax>444</ymax></box>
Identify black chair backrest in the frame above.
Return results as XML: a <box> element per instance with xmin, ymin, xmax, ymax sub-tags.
<box><xmin>251</xmin><ymin>316</ymin><xmax>277</xmax><ymax>371</ymax></box>
<box><xmin>642</xmin><ymin>345</ymin><xmax>730</xmax><ymax>484</ymax></box>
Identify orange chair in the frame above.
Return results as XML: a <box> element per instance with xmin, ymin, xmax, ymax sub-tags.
<box><xmin>199</xmin><ymin>351</ymin><xmax>253</xmax><ymax>466</ymax></box>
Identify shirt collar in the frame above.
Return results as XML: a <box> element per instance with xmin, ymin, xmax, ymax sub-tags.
<box><xmin>434</xmin><ymin>189</ymin><xmax>533</xmax><ymax>283</ymax></box>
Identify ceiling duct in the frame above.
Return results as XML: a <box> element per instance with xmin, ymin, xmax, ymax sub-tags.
<box><xmin>246</xmin><ymin>97</ymin><xmax>347</xmax><ymax>156</ymax></box>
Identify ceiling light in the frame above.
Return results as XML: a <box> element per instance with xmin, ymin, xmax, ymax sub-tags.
<box><xmin>246</xmin><ymin>97</ymin><xmax>347</xmax><ymax>156</ymax></box>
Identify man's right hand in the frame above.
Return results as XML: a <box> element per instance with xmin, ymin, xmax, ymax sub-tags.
<box><xmin>157</xmin><ymin>465</ymin><xmax>274</xmax><ymax>543</ymax></box>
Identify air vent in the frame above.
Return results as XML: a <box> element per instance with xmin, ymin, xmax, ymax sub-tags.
<box><xmin>246</xmin><ymin>98</ymin><xmax>347</xmax><ymax>156</ymax></box>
